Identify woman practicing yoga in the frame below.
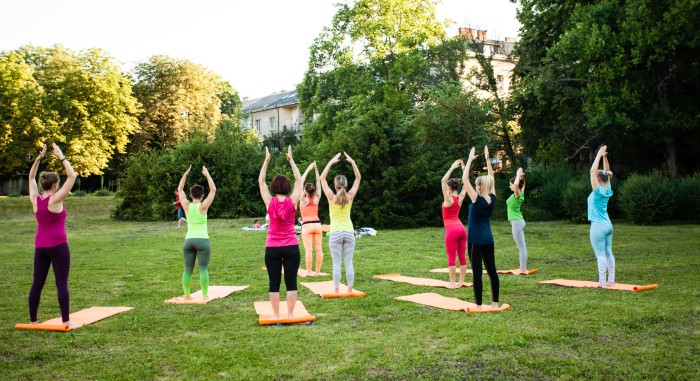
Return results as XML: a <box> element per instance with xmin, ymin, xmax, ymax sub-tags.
<box><xmin>441</xmin><ymin>159</ymin><xmax>469</xmax><ymax>288</ymax></box>
<box><xmin>588</xmin><ymin>145</ymin><xmax>615</xmax><ymax>287</ymax></box>
<box><xmin>299</xmin><ymin>161</ymin><xmax>324</xmax><ymax>275</ymax></box>
<box><xmin>464</xmin><ymin>146</ymin><xmax>500</xmax><ymax>310</ymax></box>
<box><xmin>27</xmin><ymin>143</ymin><xmax>79</xmax><ymax>328</ymax></box>
<box><xmin>320</xmin><ymin>152</ymin><xmax>361</xmax><ymax>294</ymax></box>
<box><xmin>176</xmin><ymin>165</ymin><xmax>216</xmax><ymax>300</ymax></box>
<box><xmin>507</xmin><ymin>167</ymin><xmax>528</xmax><ymax>274</ymax></box>
<box><xmin>259</xmin><ymin>146</ymin><xmax>303</xmax><ymax>319</ymax></box>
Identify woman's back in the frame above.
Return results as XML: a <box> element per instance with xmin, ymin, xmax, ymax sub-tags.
<box><xmin>267</xmin><ymin>197</ymin><xmax>298</xmax><ymax>246</ymax></box>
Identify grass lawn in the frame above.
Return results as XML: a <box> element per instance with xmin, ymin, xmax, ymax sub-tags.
<box><xmin>0</xmin><ymin>196</ymin><xmax>698</xmax><ymax>380</ymax></box>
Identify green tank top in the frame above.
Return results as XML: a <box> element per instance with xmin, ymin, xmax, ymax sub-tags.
<box><xmin>185</xmin><ymin>203</ymin><xmax>209</xmax><ymax>239</ymax></box>
<box><xmin>329</xmin><ymin>202</ymin><xmax>353</xmax><ymax>232</ymax></box>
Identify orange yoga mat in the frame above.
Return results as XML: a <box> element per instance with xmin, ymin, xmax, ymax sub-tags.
<box><xmin>430</xmin><ymin>268</ymin><xmax>539</xmax><ymax>275</ymax></box>
<box><xmin>540</xmin><ymin>279</ymin><xmax>658</xmax><ymax>292</ymax></box>
<box><xmin>15</xmin><ymin>306</ymin><xmax>134</xmax><ymax>332</ymax></box>
<box><xmin>396</xmin><ymin>293</ymin><xmax>511</xmax><ymax>313</ymax></box>
<box><xmin>164</xmin><ymin>285</ymin><xmax>249</xmax><ymax>304</ymax></box>
<box><xmin>300</xmin><ymin>280</ymin><xmax>367</xmax><ymax>298</ymax></box>
<box><xmin>373</xmin><ymin>274</ymin><xmax>472</xmax><ymax>289</ymax></box>
<box><xmin>254</xmin><ymin>300</ymin><xmax>316</xmax><ymax>325</ymax></box>
<box><xmin>260</xmin><ymin>267</ymin><xmax>329</xmax><ymax>277</ymax></box>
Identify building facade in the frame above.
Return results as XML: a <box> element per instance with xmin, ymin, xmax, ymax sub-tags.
<box><xmin>458</xmin><ymin>28</ymin><xmax>517</xmax><ymax>99</ymax></box>
<box><xmin>241</xmin><ymin>90</ymin><xmax>302</xmax><ymax>140</ymax></box>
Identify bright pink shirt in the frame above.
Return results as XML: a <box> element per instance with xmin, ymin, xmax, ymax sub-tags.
<box><xmin>35</xmin><ymin>195</ymin><xmax>67</xmax><ymax>248</ymax></box>
<box><xmin>265</xmin><ymin>196</ymin><xmax>299</xmax><ymax>247</ymax></box>
<box><xmin>442</xmin><ymin>196</ymin><xmax>462</xmax><ymax>227</ymax></box>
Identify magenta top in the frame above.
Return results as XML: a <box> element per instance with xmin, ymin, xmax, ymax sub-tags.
<box><xmin>35</xmin><ymin>195</ymin><xmax>67</xmax><ymax>248</ymax></box>
<box><xmin>442</xmin><ymin>196</ymin><xmax>462</xmax><ymax>227</ymax></box>
<box><xmin>265</xmin><ymin>196</ymin><xmax>299</xmax><ymax>247</ymax></box>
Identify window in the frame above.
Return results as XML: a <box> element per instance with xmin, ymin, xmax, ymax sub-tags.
<box><xmin>269</xmin><ymin>117</ymin><xmax>276</xmax><ymax>131</ymax></box>
<box><xmin>496</xmin><ymin>75</ymin><xmax>504</xmax><ymax>90</ymax></box>
<box><xmin>255</xmin><ymin>119</ymin><xmax>261</xmax><ymax>132</ymax></box>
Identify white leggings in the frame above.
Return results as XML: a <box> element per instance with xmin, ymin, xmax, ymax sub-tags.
<box><xmin>510</xmin><ymin>219</ymin><xmax>528</xmax><ymax>272</ymax></box>
<box><xmin>329</xmin><ymin>231</ymin><xmax>355</xmax><ymax>288</ymax></box>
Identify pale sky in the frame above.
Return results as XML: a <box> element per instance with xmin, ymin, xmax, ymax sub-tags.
<box><xmin>1</xmin><ymin>0</ymin><xmax>520</xmax><ymax>99</ymax></box>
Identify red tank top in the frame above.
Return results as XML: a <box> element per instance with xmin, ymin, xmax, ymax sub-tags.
<box><xmin>35</xmin><ymin>195</ymin><xmax>67</xmax><ymax>248</ymax></box>
<box><xmin>442</xmin><ymin>196</ymin><xmax>462</xmax><ymax>227</ymax></box>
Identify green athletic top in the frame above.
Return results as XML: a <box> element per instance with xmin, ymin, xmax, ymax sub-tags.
<box><xmin>329</xmin><ymin>202</ymin><xmax>353</xmax><ymax>232</ymax></box>
<box><xmin>185</xmin><ymin>203</ymin><xmax>209</xmax><ymax>239</ymax></box>
<box><xmin>506</xmin><ymin>192</ymin><xmax>525</xmax><ymax>221</ymax></box>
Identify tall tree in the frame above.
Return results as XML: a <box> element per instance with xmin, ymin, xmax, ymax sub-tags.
<box><xmin>130</xmin><ymin>56</ymin><xmax>223</xmax><ymax>151</ymax></box>
<box><xmin>0</xmin><ymin>45</ymin><xmax>140</xmax><ymax>176</ymax></box>
<box><xmin>511</xmin><ymin>0</ymin><xmax>700</xmax><ymax>177</ymax></box>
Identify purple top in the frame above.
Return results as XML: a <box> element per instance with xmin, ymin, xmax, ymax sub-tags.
<box><xmin>35</xmin><ymin>195</ymin><xmax>67</xmax><ymax>248</ymax></box>
<box><xmin>265</xmin><ymin>196</ymin><xmax>299</xmax><ymax>247</ymax></box>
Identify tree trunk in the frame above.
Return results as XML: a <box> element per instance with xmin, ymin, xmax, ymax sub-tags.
<box><xmin>665</xmin><ymin>140</ymin><xmax>678</xmax><ymax>179</ymax></box>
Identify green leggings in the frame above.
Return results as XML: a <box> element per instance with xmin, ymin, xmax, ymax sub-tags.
<box><xmin>182</xmin><ymin>238</ymin><xmax>211</xmax><ymax>297</ymax></box>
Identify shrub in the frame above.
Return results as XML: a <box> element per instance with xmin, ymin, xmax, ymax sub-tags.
<box><xmin>71</xmin><ymin>190</ymin><xmax>88</xmax><ymax>197</ymax></box>
<box><xmin>562</xmin><ymin>176</ymin><xmax>591</xmax><ymax>223</ymax></box>
<box><xmin>673</xmin><ymin>174</ymin><xmax>700</xmax><ymax>221</ymax></box>
<box><xmin>93</xmin><ymin>189</ymin><xmax>113</xmax><ymax>197</ymax></box>
<box><xmin>620</xmin><ymin>172</ymin><xmax>674</xmax><ymax>225</ymax></box>
<box><xmin>523</xmin><ymin>166</ymin><xmax>574</xmax><ymax>220</ymax></box>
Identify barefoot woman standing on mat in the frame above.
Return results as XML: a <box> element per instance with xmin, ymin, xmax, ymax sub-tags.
<box><xmin>507</xmin><ymin>167</ymin><xmax>529</xmax><ymax>274</ymax></box>
<box><xmin>441</xmin><ymin>159</ymin><xmax>468</xmax><ymax>288</ymax></box>
<box><xmin>464</xmin><ymin>146</ymin><xmax>500</xmax><ymax>310</ymax></box>
<box><xmin>299</xmin><ymin>161</ymin><xmax>324</xmax><ymax>275</ymax></box>
<box><xmin>320</xmin><ymin>152</ymin><xmax>361</xmax><ymax>295</ymax></box>
<box><xmin>259</xmin><ymin>146</ymin><xmax>303</xmax><ymax>319</ymax></box>
<box><xmin>588</xmin><ymin>145</ymin><xmax>615</xmax><ymax>288</ymax></box>
<box><xmin>177</xmin><ymin>165</ymin><xmax>216</xmax><ymax>301</ymax></box>
<box><xmin>28</xmin><ymin>143</ymin><xmax>79</xmax><ymax>329</ymax></box>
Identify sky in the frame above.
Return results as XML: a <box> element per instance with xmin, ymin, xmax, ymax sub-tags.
<box><xmin>1</xmin><ymin>0</ymin><xmax>521</xmax><ymax>100</ymax></box>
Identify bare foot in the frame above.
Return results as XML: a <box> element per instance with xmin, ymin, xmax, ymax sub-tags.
<box><xmin>597</xmin><ymin>283</ymin><xmax>606</xmax><ymax>288</ymax></box>
<box><xmin>175</xmin><ymin>295</ymin><xmax>192</xmax><ymax>301</ymax></box>
<box><xmin>64</xmin><ymin>321</ymin><xmax>81</xmax><ymax>329</ymax></box>
<box><xmin>474</xmin><ymin>304</ymin><xmax>483</xmax><ymax>311</ymax></box>
<box><xmin>335</xmin><ymin>288</ymin><xmax>340</xmax><ymax>294</ymax></box>
<box><xmin>272</xmin><ymin>314</ymin><xmax>279</xmax><ymax>320</ymax></box>
<box><xmin>30</xmin><ymin>321</ymin><xmax>39</xmax><ymax>325</ymax></box>
<box><xmin>606</xmin><ymin>282</ymin><xmax>616</xmax><ymax>287</ymax></box>
<box><xmin>202</xmin><ymin>296</ymin><xmax>209</xmax><ymax>302</ymax></box>
<box><xmin>517</xmin><ymin>270</ymin><xmax>527</xmax><ymax>275</ymax></box>
<box><xmin>347</xmin><ymin>287</ymin><xmax>353</xmax><ymax>294</ymax></box>
<box><xmin>456</xmin><ymin>282</ymin><xmax>464</xmax><ymax>288</ymax></box>
<box><xmin>491</xmin><ymin>302</ymin><xmax>499</xmax><ymax>310</ymax></box>
<box><xmin>288</xmin><ymin>313</ymin><xmax>295</xmax><ymax>319</ymax></box>
<box><xmin>448</xmin><ymin>283</ymin><xmax>456</xmax><ymax>289</ymax></box>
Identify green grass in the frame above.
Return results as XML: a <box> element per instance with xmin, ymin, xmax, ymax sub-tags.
<box><xmin>0</xmin><ymin>196</ymin><xmax>698</xmax><ymax>380</ymax></box>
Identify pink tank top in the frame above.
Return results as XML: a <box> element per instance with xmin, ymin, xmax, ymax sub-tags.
<box><xmin>442</xmin><ymin>196</ymin><xmax>462</xmax><ymax>227</ymax></box>
<box><xmin>266</xmin><ymin>196</ymin><xmax>299</xmax><ymax>247</ymax></box>
<box><xmin>35</xmin><ymin>195</ymin><xmax>67</xmax><ymax>248</ymax></box>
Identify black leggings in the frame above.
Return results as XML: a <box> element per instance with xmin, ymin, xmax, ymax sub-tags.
<box><xmin>265</xmin><ymin>245</ymin><xmax>300</xmax><ymax>292</ymax></box>
<box><xmin>29</xmin><ymin>243</ymin><xmax>71</xmax><ymax>322</ymax></box>
<box><xmin>468</xmin><ymin>243</ymin><xmax>499</xmax><ymax>305</ymax></box>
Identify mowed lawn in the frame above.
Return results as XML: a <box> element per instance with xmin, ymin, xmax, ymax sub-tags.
<box><xmin>0</xmin><ymin>196</ymin><xmax>698</xmax><ymax>380</ymax></box>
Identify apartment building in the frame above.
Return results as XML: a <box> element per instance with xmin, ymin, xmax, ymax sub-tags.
<box><xmin>241</xmin><ymin>90</ymin><xmax>302</xmax><ymax>139</ymax></box>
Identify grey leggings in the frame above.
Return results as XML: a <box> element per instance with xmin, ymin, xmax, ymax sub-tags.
<box><xmin>329</xmin><ymin>232</ymin><xmax>355</xmax><ymax>288</ymax></box>
<box><xmin>510</xmin><ymin>219</ymin><xmax>528</xmax><ymax>272</ymax></box>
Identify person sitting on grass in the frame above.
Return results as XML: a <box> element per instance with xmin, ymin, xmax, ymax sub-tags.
<box><xmin>252</xmin><ymin>219</ymin><xmax>262</xmax><ymax>229</ymax></box>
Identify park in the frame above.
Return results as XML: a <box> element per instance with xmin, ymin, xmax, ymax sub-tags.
<box><xmin>1</xmin><ymin>0</ymin><xmax>699</xmax><ymax>380</ymax></box>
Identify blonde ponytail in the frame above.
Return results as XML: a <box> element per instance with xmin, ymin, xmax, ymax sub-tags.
<box><xmin>334</xmin><ymin>175</ymin><xmax>349</xmax><ymax>207</ymax></box>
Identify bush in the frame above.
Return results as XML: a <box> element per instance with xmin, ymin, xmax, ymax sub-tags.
<box><xmin>523</xmin><ymin>166</ymin><xmax>574</xmax><ymax>220</ymax></box>
<box><xmin>562</xmin><ymin>176</ymin><xmax>591</xmax><ymax>223</ymax></box>
<box><xmin>7</xmin><ymin>192</ymin><xmax>20</xmax><ymax>197</ymax></box>
<box><xmin>620</xmin><ymin>172</ymin><xmax>674</xmax><ymax>225</ymax></box>
<box><xmin>673</xmin><ymin>174</ymin><xmax>700</xmax><ymax>221</ymax></box>
<box><xmin>114</xmin><ymin>129</ymin><xmax>264</xmax><ymax>221</ymax></box>
<box><xmin>71</xmin><ymin>190</ymin><xmax>88</xmax><ymax>197</ymax></box>
<box><xmin>93</xmin><ymin>189</ymin><xmax>114</xmax><ymax>197</ymax></box>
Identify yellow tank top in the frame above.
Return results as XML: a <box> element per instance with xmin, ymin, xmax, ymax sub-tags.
<box><xmin>329</xmin><ymin>202</ymin><xmax>353</xmax><ymax>232</ymax></box>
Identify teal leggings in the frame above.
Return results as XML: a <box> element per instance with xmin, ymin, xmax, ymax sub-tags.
<box><xmin>182</xmin><ymin>238</ymin><xmax>211</xmax><ymax>296</ymax></box>
<box><xmin>590</xmin><ymin>221</ymin><xmax>614</xmax><ymax>285</ymax></box>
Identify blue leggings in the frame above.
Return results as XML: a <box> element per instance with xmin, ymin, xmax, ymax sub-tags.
<box><xmin>590</xmin><ymin>221</ymin><xmax>615</xmax><ymax>285</ymax></box>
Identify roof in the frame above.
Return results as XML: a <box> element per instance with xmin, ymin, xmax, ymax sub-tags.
<box><xmin>242</xmin><ymin>89</ymin><xmax>298</xmax><ymax>114</ymax></box>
